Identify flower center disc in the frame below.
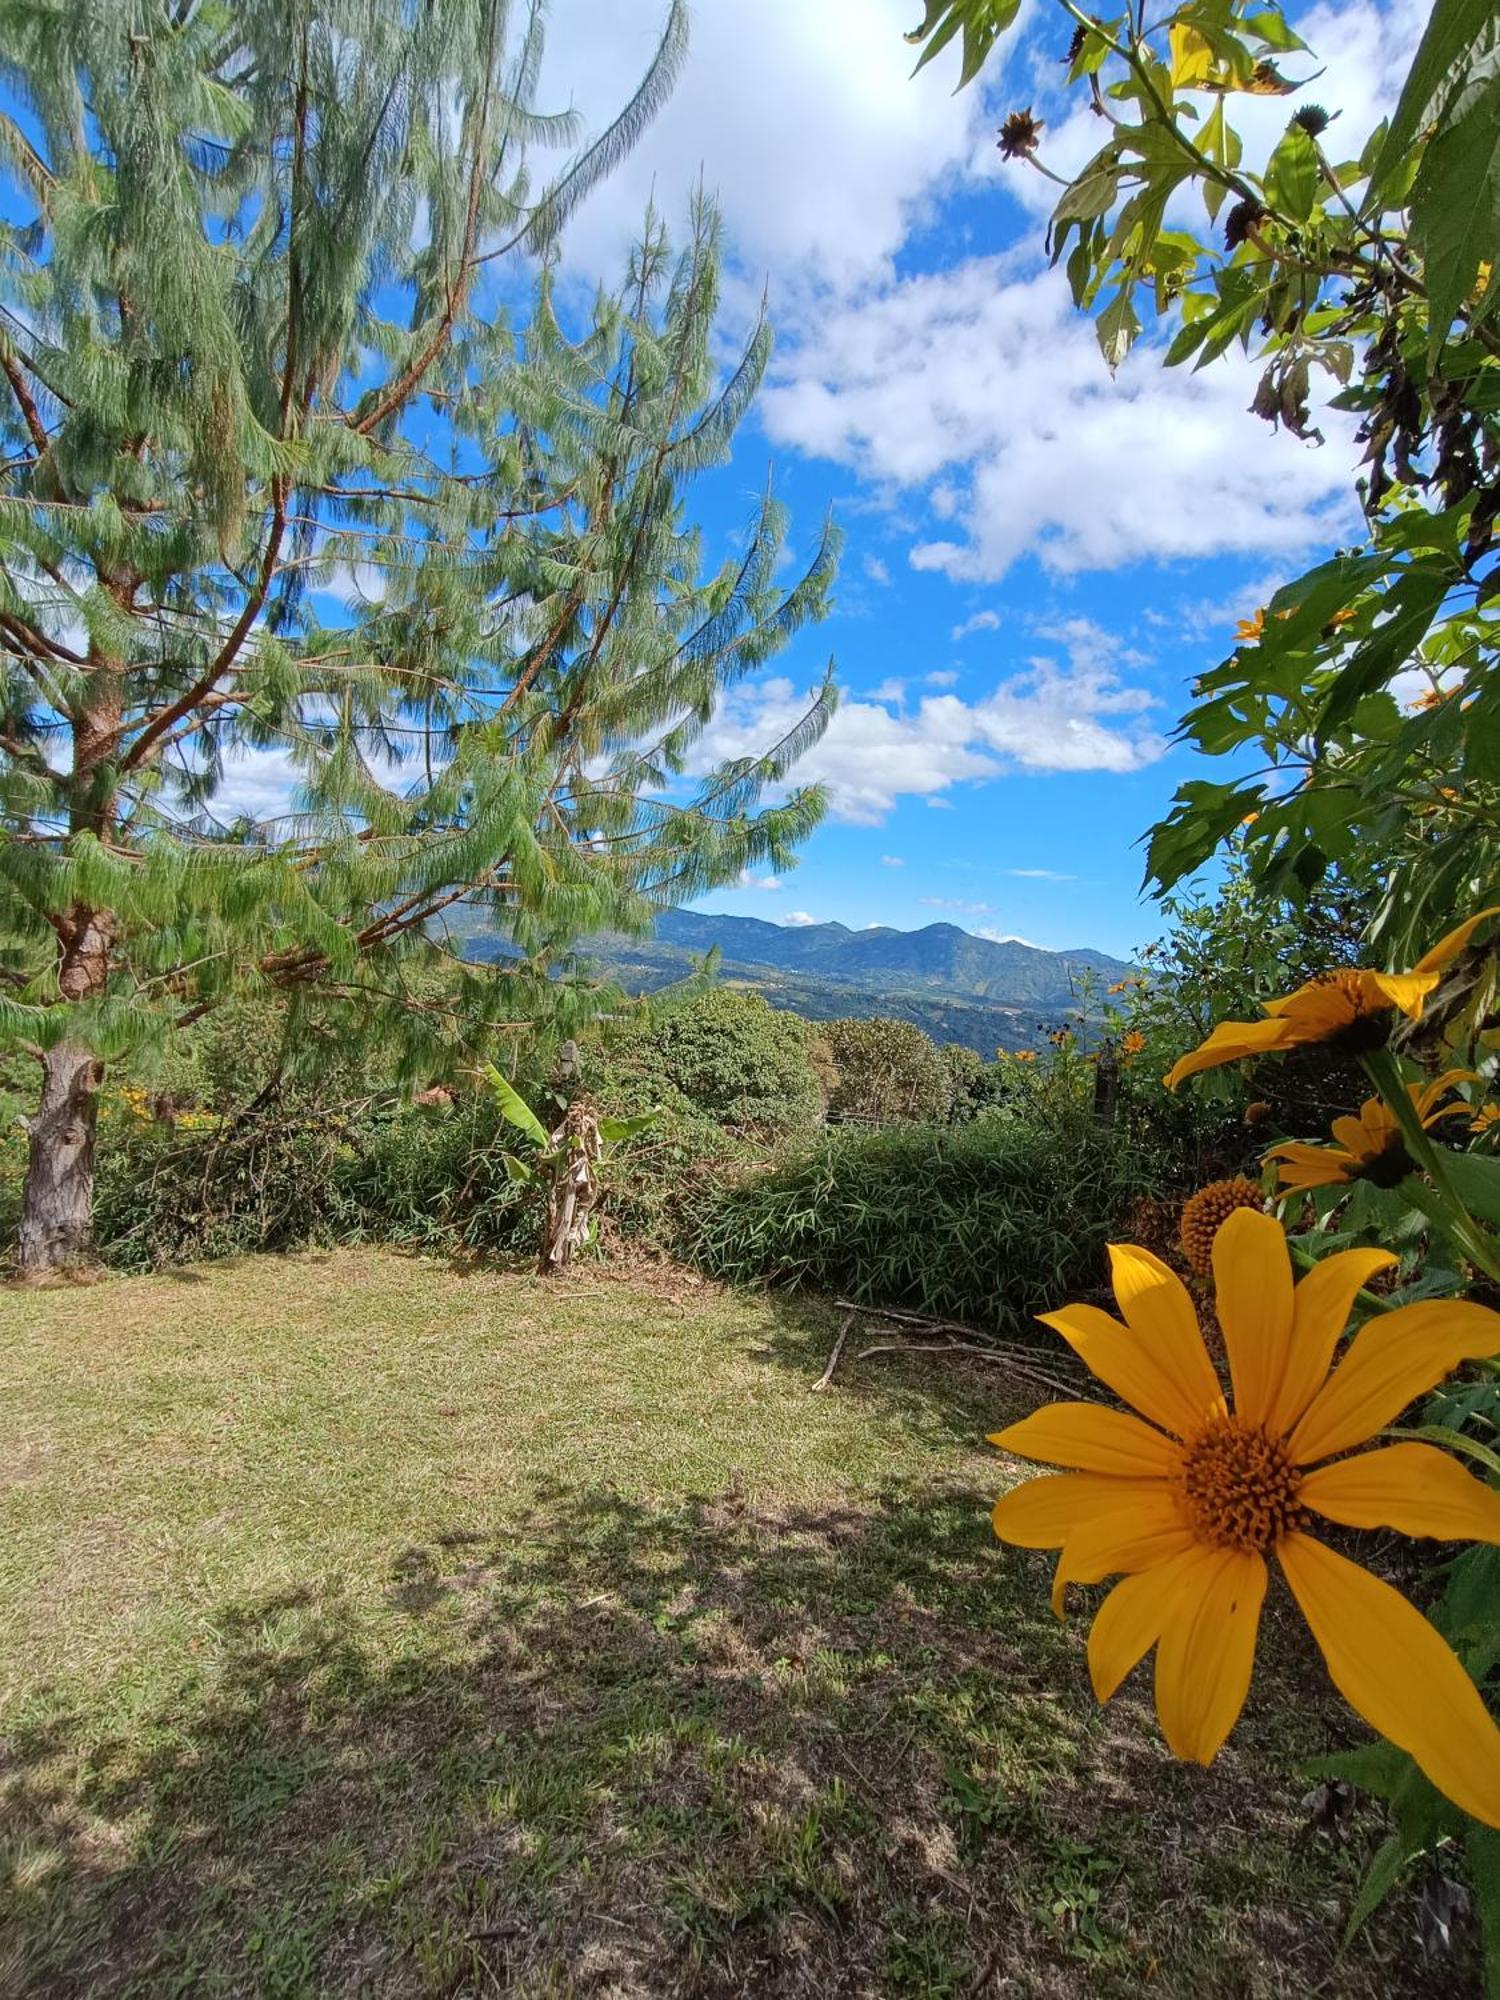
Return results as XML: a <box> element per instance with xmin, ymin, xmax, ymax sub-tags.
<box><xmin>1178</xmin><ymin>1420</ymin><xmax>1303</xmax><ymax>1552</ymax></box>
<box><xmin>1306</xmin><ymin>970</ymin><xmax>1389</xmax><ymax>1052</ymax></box>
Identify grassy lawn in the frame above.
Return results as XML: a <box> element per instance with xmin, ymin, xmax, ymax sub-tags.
<box><xmin>0</xmin><ymin>1249</ymin><xmax>1465</xmax><ymax>1997</ymax></box>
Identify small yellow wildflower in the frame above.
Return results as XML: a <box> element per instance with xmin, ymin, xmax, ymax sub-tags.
<box><xmin>1164</xmin><ymin>909</ymin><xmax>1500</xmax><ymax>1090</ymax></box>
<box><xmin>990</xmin><ymin>1210</ymin><xmax>1500</xmax><ymax>1824</ymax></box>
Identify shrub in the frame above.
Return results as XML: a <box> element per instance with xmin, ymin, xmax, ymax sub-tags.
<box><xmin>600</xmin><ymin>988</ymin><xmax>826</xmax><ymax>1135</ymax></box>
<box><xmin>825</xmin><ymin>1016</ymin><xmax>952</xmax><ymax>1124</ymax></box>
<box><xmin>690</xmin><ymin>1112</ymin><xmax>1158</xmax><ymax>1335</ymax></box>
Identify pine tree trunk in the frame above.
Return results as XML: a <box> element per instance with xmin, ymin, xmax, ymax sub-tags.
<box><xmin>18</xmin><ymin>893</ymin><xmax>115</xmax><ymax>1280</ymax></box>
<box><xmin>17</xmin><ymin>1040</ymin><xmax>105</xmax><ymax>1279</ymax></box>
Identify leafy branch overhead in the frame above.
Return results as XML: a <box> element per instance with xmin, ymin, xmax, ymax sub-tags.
<box><xmin>908</xmin><ymin>0</ymin><xmax>1500</xmax><ymax>961</ymax></box>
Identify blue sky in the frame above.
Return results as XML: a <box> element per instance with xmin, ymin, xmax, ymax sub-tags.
<box><xmin>506</xmin><ymin>0</ymin><xmax>1424</xmax><ymax>959</ymax></box>
<box><xmin>6</xmin><ymin>1</ymin><xmax>1416</xmax><ymax>961</ymax></box>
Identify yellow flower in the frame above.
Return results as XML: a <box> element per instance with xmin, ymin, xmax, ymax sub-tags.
<box><xmin>990</xmin><ymin>1210</ymin><xmax>1500</xmax><ymax>1824</ymax></box>
<box><xmin>1120</xmin><ymin>1030</ymin><xmax>1146</xmax><ymax>1058</ymax></box>
<box><xmin>1164</xmin><ymin>909</ymin><xmax>1500</xmax><ymax>1090</ymax></box>
<box><xmin>1013</xmin><ymin>1048</ymin><xmax>1037</xmax><ymax>1063</ymax></box>
<box><xmin>1179</xmin><ymin>1176</ymin><xmax>1262</xmax><ymax>1276</ymax></box>
<box><xmin>1473</xmin><ymin>1104</ymin><xmax>1500</xmax><ymax>1136</ymax></box>
<box><xmin>1235</xmin><ymin>608</ymin><xmax>1265</xmax><ymax>642</ymax></box>
<box><xmin>1265</xmin><ymin>1072</ymin><xmax>1474</xmax><ymax>1193</ymax></box>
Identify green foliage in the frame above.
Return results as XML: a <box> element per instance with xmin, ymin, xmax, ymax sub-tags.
<box><xmin>599</xmin><ymin>987</ymin><xmax>828</xmax><ymax>1136</ymax></box>
<box><xmin>691</xmin><ymin>1114</ymin><xmax>1156</xmax><ymax>1333</ymax></box>
<box><xmin>825</xmin><ymin>1016</ymin><xmax>954</xmax><ymax>1125</ymax></box>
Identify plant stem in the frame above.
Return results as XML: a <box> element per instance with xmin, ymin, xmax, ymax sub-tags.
<box><xmin>1362</xmin><ymin>1049</ymin><xmax>1500</xmax><ymax>1283</ymax></box>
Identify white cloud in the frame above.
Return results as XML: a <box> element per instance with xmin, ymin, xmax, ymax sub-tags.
<box><xmin>737</xmin><ymin>870</ymin><xmax>782</xmax><ymax>891</ymax></box>
<box><xmin>782</xmin><ymin>910</ymin><xmax>818</xmax><ymax>926</ymax></box>
<box><xmin>925</xmin><ymin>669</ymin><xmax>960</xmax><ymax>687</ymax></box>
<box><xmin>863</xmin><ymin>554</ymin><xmax>892</xmax><ymax>586</ymax></box>
<box><xmin>544</xmin><ymin>0</ymin><xmax>995</xmax><ymax>297</ymax></box>
<box><xmin>205</xmin><ymin>746</ymin><xmax>303</xmax><ymax>824</ymax></box>
<box><xmin>762</xmin><ymin>255</ymin><xmax>1359</xmax><ymax>580</ymax></box>
<box><xmin>976</xmin><ymin>927</ymin><xmax>1039</xmax><ymax>946</ymax></box>
<box><xmin>880</xmin><ymin>853</ymin><xmax>905</xmax><ymax>867</ymax></box>
<box><xmin>952</xmin><ymin>610</ymin><xmax>1001</xmax><ymax>641</ymax></box>
<box><xmin>922</xmin><ymin>896</ymin><xmax>995</xmax><ymax>915</ymax></box>
<box><xmin>691</xmin><ymin>638</ymin><xmax>1165</xmax><ymax>825</ymax></box>
<box><xmin>1005</xmin><ymin>867</ymin><xmax>1077</xmax><ymax>882</ymax></box>
<box><xmin>868</xmin><ymin>676</ymin><xmax>908</xmax><ymax>703</ymax></box>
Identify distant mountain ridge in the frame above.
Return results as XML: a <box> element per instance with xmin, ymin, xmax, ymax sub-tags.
<box><xmin>452</xmin><ymin>906</ymin><xmax>1136</xmax><ymax>1056</ymax></box>
<box><xmin>647</xmin><ymin>911</ymin><xmax>1131</xmax><ymax>1005</ymax></box>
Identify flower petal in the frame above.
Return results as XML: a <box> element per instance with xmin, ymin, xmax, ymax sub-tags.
<box><xmin>1088</xmin><ymin>1545</ymin><xmax>1210</xmax><ymax>1701</ymax></box>
<box><xmin>1154</xmin><ymin>1547</ymin><xmax>1267</xmax><ymax>1764</ymax></box>
<box><xmin>1266</xmin><ymin>1248</ymin><xmax>1399</xmax><ymax>1437</ymax></box>
<box><xmin>1368</xmin><ymin>970</ymin><xmax>1440</xmax><ymax>1020</ymax></box>
<box><xmin>1107</xmin><ymin>1244</ymin><xmax>1224</xmax><ymax>1429</ymax></box>
<box><xmin>989</xmin><ymin>1403</ymin><xmax>1179</xmax><ymax>1478</ymax></box>
<box><xmin>1300</xmin><ymin>1443</ymin><xmax>1500</xmax><ymax>1544</ymax></box>
<box><xmin>991</xmin><ymin>1472</ymin><xmax>1116</xmax><ymax>1548</ymax></box>
<box><xmin>1212</xmin><ymin>1207</ymin><xmax>1294</xmax><ymax>1428</ymax></box>
<box><xmin>1264</xmin><ymin>1142</ymin><xmax>1352</xmax><ymax>1192</ymax></box>
<box><xmin>1279</xmin><ymin>1532</ymin><xmax>1500</xmax><ymax>1828</ymax></box>
<box><xmin>1054</xmin><ymin>1476</ymin><xmax>1195</xmax><ymax>1580</ymax></box>
<box><xmin>1039</xmin><ymin>1301</ymin><xmax>1209</xmax><ymax>1439</ymax></box>
<box><xmin>1412</xmin><ymin>906</ymin><xmax>1500</xmax><ymax>977</ymax></box>
<box><xmin>1164</xmin><ymin>1017</ymin><xmax>1294</xmax><ymax>1091</ymax></box>
<box><xmin>1288</xmin><ymin>1300</ymin><xmax>1500</xmax><ymax>1464</ymax></box>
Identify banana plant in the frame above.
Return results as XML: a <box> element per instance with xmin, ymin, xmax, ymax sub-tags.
<box><xmin>482</xmin><ymin>1065</ymin><xmax>658</xmax><ymax>1273</ymax></box>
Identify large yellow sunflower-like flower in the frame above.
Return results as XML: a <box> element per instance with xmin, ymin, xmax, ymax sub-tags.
<box><xmin>1164</xmin><ymin>909</ymin><xmax>1500</xmax><ymax>1091</ymax></box>
<box><xmin>1265</xmin><ymin>1072</ymin><xmax>1475</xmax><ymax>1194</ymax></box>
<box><xmin>990</xmin><ymin>1208</ymin><xmax>1500</xmax><ymax>1825</ymax></box>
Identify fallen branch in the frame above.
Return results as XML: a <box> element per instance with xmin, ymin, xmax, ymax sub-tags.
<box><xmin>810</xmin><ymin>1309</ymin><xmax>858</xmax><ymax>1393</ymax></box>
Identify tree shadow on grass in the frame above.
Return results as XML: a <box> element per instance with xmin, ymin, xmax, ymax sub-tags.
<box><xmin>0</xmin><ymin>1479</ymin><xmax>1467</xmax><ymax>2000</ymax></box>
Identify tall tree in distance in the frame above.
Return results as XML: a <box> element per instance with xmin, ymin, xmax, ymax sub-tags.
<box><xmin>0</xmin><ymin>1</ymin><xmax>839</xmax><ymax>1277</ymax></box>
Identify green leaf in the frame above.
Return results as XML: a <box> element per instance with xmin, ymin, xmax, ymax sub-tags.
<box><xmin>1096</xmin><ymin>288</ymin><xmax>1141</xmax><ymax>371</ymax></box>
<box><xmin>499</xmin><ymin>1150</ymin><xmax>538</xmax><ymax>1186</ymax></box>
<box><xmin>1410</xmin><ymin>61</ymin><xmax>1500</xmax><ymax>347</ymax></box>
<box><xmin>904</xmin><ymin>0</ymin><xmax>1022</xmax><ymax>88</ymax></box>
<box><xmin>1344</xmin><ymin>1834</ymin><xmax>1409</xmax><ymax>1942</ymax></box>
<box><xmin>1372</xmin><ymin>0</ymin><xmax>1495</xmax><ymax>190</ymax></box>
<box><xmin>1315</xmin><ymin>567</ymin><xmax>1451</xmax><ymax>743</ymax></box>
<box><xmin>599</xmin><ymin>1109</ymin><xmax>661</xmax><ymax>1145</ymax></box>
<box><xmin>1469</xmin><ymin>1826</ymin><xmax>1500</xmax><ymax>1993</ymax></box>
<box><xmin>1443</xmin><ymin>1146</ymin><xmax>1500</xmax><ymax>1232</ymax></box>
<box><xmin>482</xmin><ymin>1064</ymin><xmax>549</xmax><ymax>1147</ymax></box>
<box><xmin>1264</xmin><ymin>123</ymin><xmax>1321</xmax><ymax>222</ymax></box>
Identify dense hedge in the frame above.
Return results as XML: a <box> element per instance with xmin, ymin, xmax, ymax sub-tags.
<box><xmin>689</xmin><ymin>1112</ymin><xmax>1159</xmax><ymax>1336</ymax></box>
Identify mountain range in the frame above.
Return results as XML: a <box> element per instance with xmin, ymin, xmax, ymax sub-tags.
<box><xmin>453</xmin><ymin>907</ymin><xmax>1136</xmax><ymax>1056</ymax></box>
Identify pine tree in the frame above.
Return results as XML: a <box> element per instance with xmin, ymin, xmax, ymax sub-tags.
<box><xmin>0</xmin><ymin>0</ymin><xmax>839</xmax><ymax>1277</ymax></box>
